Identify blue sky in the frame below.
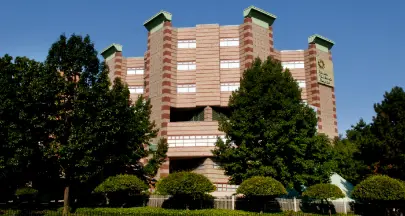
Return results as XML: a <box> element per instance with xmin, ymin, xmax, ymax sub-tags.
<box><xmin>1</xmin><ymin>0</ymin><xmax>404</xmax><ymax>135</ymax></box>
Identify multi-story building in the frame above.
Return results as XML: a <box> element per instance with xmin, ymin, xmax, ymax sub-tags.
<box><xmin>101</xmin><ymin>6</ymin><xmax>338</xmax><ymax>193</ymax></box>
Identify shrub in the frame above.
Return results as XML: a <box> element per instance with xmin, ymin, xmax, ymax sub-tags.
<box><xmin>302</xmin><ymin>183</ymin><xmax>345</xmax><ymax>200</ymax></box>
<box><xmin>15</xmin><ymin>187</ymin><xmax>38</xmax><ymax>196</ymax></box>
<box><xmin>93</xmin><ymin>174</ymin><xmax>148</xmax><ymax>207</ymax></box>
<box><xmin>156</xmin><ymin>172</ymin><xmax>215</xmax><ymax>199</ymax></box>
<box><xmin>351</xmin><ymin>175</ymin><xmax>405</xmax><ymax>201</ymax></box>
<box><xmin>15</xmin><ymin>187</ymin><xmax>38</xmax><ymax>203</ymax></box>
<box><xmin>94</xmin><ymin>174</ymin><xmax>148</xmax><ymax>194</ymax></box>
<box><xmin>236</xmin><ymin>176</ymin><xmax>287</xmax><ymax>197</ymax></box>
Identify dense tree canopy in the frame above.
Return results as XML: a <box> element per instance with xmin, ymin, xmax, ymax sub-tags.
<box><xmin>212</xmin><ymin>57</ymin><xmax>336</xmax><ymax>191</ymax></box>
<box><xmin>0</xmin><ymin>55</ymin><xmax>60</xmax><ymax>197</ymax></box>
<box><xmin>334</xmin><ymin>87</ymin><xmax>405</xmax><ymax>184</ymax></box>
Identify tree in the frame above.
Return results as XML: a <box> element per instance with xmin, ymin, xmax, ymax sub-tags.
<box><xmin>302</xmin><ymin>183</ymin><xmax>345</xmax><ymax>216</ymax></box>
<box><xmin>332</xmin><ymin>134</ymin><xmax>368</xmax><ymax>185</ymax></box>
<box><xmin>352</xmin><ymin>175</ymin><xmax>405</xmax><ymax>215</ymax></box>
<box><xmin>94</xmin><ymin>174</ymin><xmax>148</xmax><ymax>206</ymax></box>
<box><xmin>346</xmin><ymin>87</ymin><xmax>405</xmax><ymax>182</ymax></box>
<box><xmin>43</xmin><ymin>34</ymin><xmax>158</xmax><ymax>214</ymax></box>
<box><xmin>212</xmin><ymin>57</ymin><xmax>336</xmax><ymax>191</ymax></box>
<box><xmin>0</xmin><ymin>55</ymin><xmax>61</xmax><ymax>199</ymax></box>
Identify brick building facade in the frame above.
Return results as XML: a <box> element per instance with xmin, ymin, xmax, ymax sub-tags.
<box><xmin>101</xmin><ymin>6</ymin><xmax>337</xmax><ymax>193</ymax></box>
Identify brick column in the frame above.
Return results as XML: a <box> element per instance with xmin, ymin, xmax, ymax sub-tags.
<box><xmin>143</xmin><ymin>11</ymin><xmax>174</xmax><ymax>179</ymax></box>
<box><xmin>240</xmin><ymin>17</ymin><xmax>254</xmax><ymax>72</ymax></box>
<box><xmin>306</xmin><ymin>44</ymin><xmax>323</xmax><ymax>130</ymax></box>
<box><xmin>204</xmin><ymin>106</ymin><xmax>213</xmax><ymax>121</ymax></box>
<box><xmin>269</xmin><ymin>26</ymin><xmax>275</xmax><ymax>58</ymax></box>
<box><xmin>161</xmin><ymin>21</ymin><xmax>173</xmax><ymax>137</ymax></box>
<box><xmin>305</xmin><ymin>34</ymin><xmax>337</xmax><ymax>138</ymax></box>
<box><xmin>144</xmin><ymin>33</ymin><xmax>151</xmax><ymax>99</ymax></box>
<box><xmin>100</xmin><ymin>44</ymin><xmax>124</xmax><ymax>82</ymax></box>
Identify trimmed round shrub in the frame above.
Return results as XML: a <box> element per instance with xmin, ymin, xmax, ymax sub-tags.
<box><xmin>156</xmin><ymin>172</ymin><xmax>215</xmax><ymax>199</ymax></box>
<box><xmin>352</xmin><ymin>175</ymin><xmax>405</xmax><ymax>201</ymax></box>
<box><xmin>15</xmin><ymin>187</ymin><xmax>38</xmax><ymax>196</ymax></box>
<box><xmin>236</xmin><ymin>176</ymin><xmax>287</xmax><ymax>197</ymax></box>
<box><xmin>94</xmin><ymin>174</ymin><xmax>149</xmax><ymax>207</ymax></box>
<box><xmin>302</xmin><ymin>183</ymin><xmax>345</xmax><ymax>200</ymax></box>
<box><xmin>94</xmin><ymin>174</ymin><xmax>148</xmax><ymax>195</ymax></box>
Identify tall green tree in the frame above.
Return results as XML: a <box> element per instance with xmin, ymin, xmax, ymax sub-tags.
<box><xmin>352</xmin><ymin>87</ymin><xmax>405</xmax><ymax>180</ymax></box>
<box><xmin>0</xmin><ymin>55</ymin><xmax>60</xmax><ymax>198</ymax></box>
<box><xmin>44</xmin><ymin>34</ymin><xmax>158</xmax><ymax>214</ymax></box>
<box><xmin>212</xmin><ymin>57</ymin><xmax>336</xmax><ymax>191</ymax></box>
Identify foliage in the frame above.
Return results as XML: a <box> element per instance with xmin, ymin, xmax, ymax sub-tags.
<box><xmin>143</xmin><ymin>138</ymin><xmax>169</xmax><ymax>178</ymax></box>
<box><xmin>332</xmin><ymin>135</ymin><xmax>368</xmax><ymax>185</ymax></box>
<box><xmin>0</xmin><ymin>55</ymin><xmax>61</xmax><ymax>197</ymax></box>
<box><xmin>237</xmin><ymin>176</ymin><xmax>287</xmax><ymax>197</ymax></box>
<box><xmin>352</xmin><ymin>175</ymin><xmax>405</xmax><ymax>201</ymax></box>
<box><xmin>42</xmin><ymin>34</ymin><xmax>157</xmax><ymax>213</ymax></box>
<box><xmin>72</xmin><ymin>207</ymin><xmax>335</xmax><ymax>215</ymax></box>
<box><xmin>94</xmin><ymin>174</ymin><xmax>148</xmax><ymax>194</ymax></box>
<box><xmin>15</xmin><ymin>187</ymin><xmax>38</xmax><ymax>196</ymax></box>
<box><xmin>302</xmin><ymin>184</ymin><xmax>344</xmax><ymax>200</ymax></box>
<box><xmin>212</xmin><ymin>57</ymin><xmax>336</xmax><ymax>191</ymax></box>
<box><xmin>156</xmin><ymin>172</ymin><xmax>215</xmax><ymax>199</ymax></box>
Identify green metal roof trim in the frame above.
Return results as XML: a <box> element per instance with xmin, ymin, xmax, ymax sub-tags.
<box><xmin>243</xmin><ymin>5</ymin><xmax>277</xmax><ymax>25</ymax></box>
<box><xmin>100</xmin><ymin>43</ymin><xmax>123</xmax><ymax>58</ymax></box>
<box><xmin>308</xmin><ymin>34</ymin><xmax>335</xmax><ymax>49</ymax></box>
<box><xmin>143</xmin><ymin>10</ymin><xmax>172</xmax><ymax>31</ymax></box>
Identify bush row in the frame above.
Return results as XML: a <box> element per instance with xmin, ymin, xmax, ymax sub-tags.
<box><xmin>0</xmin><ymin>207</ymin><xmax>355</xmax><ymax>216</ymax></box>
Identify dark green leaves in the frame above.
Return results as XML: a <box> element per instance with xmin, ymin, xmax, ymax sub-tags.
<box><xmin>213</xmin><ymin>57</ymin><xmax>335</xmax><ymax>191</ymax></box>
<box><xmin>302</xmin><ymin>183</ymin><xmax>345</xmax><ymax>200</ymax></box>
<box><xmin>236</xmin><ymin>176</ymin><xmax>287</xmax><ymax>197</ymax></box>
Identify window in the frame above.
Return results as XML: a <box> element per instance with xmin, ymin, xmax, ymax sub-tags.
<box><xmin>177</xmin><ymin>84</ymin><xmax>196</xmax><ymax>93</ymax></box>
<box><xmin>220</xmin><ymin>38</ymin><xmax>239</xmax><ymax>47</ymax></box>
<box><xmin>178</xmin><ymin>40</ymin><xmax>196</xmax><ymax>49</ymax></box>
<box><xmin>282</xmin><ymin>61</ymin><xmax>305</xmax><ymax>69</ymax></box>
<box><xmin>297</xmin><ymin>80</ymin><xmax>306</xmax><ymax>88</ymax></box>
<box><xmin>128</xmin><ymin>86</ymin><xmax>144</xmax><ymax>94</ymax></box>
<box><xmin>127</xmin><ymin>68</ymin><xmax>144</xmax><ymax>75</ymax></box>
<box><xmin>167</xmin><ymin>135</ymin><xmax>226</xmax><ymax>147</ymax></box>
<box><xmin>220</xmin><ymin>60</ymin><xmax>240</xmax><ymax>69</ymax></box>
<box><xmin>220</xmin><ymin>83</ymin><xmax>240</xmax><ymax>92</ymax></box>
<box><xmin>177</xmin><ymin>62</ymin><xmax>196</xmax><ymax>71</ymax></box>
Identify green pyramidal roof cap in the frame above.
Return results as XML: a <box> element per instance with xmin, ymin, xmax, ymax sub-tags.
<box><xmin>144</xmin><ymin>10</ymin><xmax>172</xmax><ymax>31</ymax></box>
<box><xmin>100</xmin><ymin>43</ymin><xmax>123</xmax><ymax>59</ymax></box>
<box><xmin>243</xmin><ymin>5</ymin><xmax>277</xmax><ymax>26</ymax></box>
<box><xmin>308</xmin><ymin>34</ymin><xmax>335</xmax><ymax>49</ymax></box>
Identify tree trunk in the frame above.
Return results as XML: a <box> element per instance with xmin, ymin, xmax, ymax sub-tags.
<box><xmin>63</xmin><ymin>185</ymin><xmax>70</xmax><ymax>215</ymax></box>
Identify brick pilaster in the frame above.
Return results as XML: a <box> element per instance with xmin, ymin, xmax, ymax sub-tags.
<box><xmin>240</xmin><ymin>17</ymin><xmax>254</xmax><ymax>73</ymax></box>
<box><xmin>306</xmin><ymin>43</ymin><xmax>323</xmax><ymax>130</ymax></box>
<box><xmin>144</xmin><ymin>32</ymin><xmax>151</xmax><ymax>99</ymax></box>
<box><xmin>269</xmin><ymin>26</ymin><xmax>274</xmax><ymax>57</ymax></box>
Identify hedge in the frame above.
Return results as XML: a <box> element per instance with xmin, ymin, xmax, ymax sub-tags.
<box><xmin>93</xmin><ymin>174</ymin><xmax>148</xmax><ymax>194</ymax></box>
<box><xmin>156</xmin><ymin>172</ymin><xmax>215</xmax><ymax>199</ymax></box>
<box><xmin>0</xmin><ymin>208</ymin><xmax>357</xmax><ymax>215</ymax></box>
<box><xmin>351</xmin><ymin>175</ymin><xmax>405</xmax><ymax>201</ymax></box>
<box><xmin>237</xmin><ymin>176</ymin><xmax>287</xmax><ymax>197</ymax></box>
<box><xmin>302</xmin><ymin>184</ymin><xmax>345</xmax><ymax>201</ymax></box>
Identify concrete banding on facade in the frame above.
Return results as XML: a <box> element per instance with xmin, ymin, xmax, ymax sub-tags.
<box><xmin>101</xmin><ymin>5</ymin><xmax>338</xmax><ymax>192</ymax></box>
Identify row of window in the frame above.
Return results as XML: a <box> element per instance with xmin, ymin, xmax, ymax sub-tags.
<box><xmin>126</xmin><ymin>61</ymin><xmax>305</xmax><ymax>75</ymax></box>
<box><xmin>178</xmin><ymin>38</ymin><xmax>240</xmax><ymax>49</ymax></box>
<box><xmin>282</xmin><ymin>61</ymin><xmax>305</xmax><ymax>69</ymax></box>
<box><xmin>177</xmin><ymin>60</ymin><xmax>240</xmax><ymax>71</ymax></box>
<box><xmin>127</xmin><ymin>68</ymin><xmax>144</xmax><ymax>75</ymax></box>
<box><xmin>128</xmin><ymin>80</ymin><xmax>305</xmax><ymax>94</ymax></box>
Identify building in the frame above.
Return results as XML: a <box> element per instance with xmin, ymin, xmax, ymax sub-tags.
<box><xmin>101</xmin><ymin>6</ymin><xmax>338</xmax><ymax>193</ymax></box>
